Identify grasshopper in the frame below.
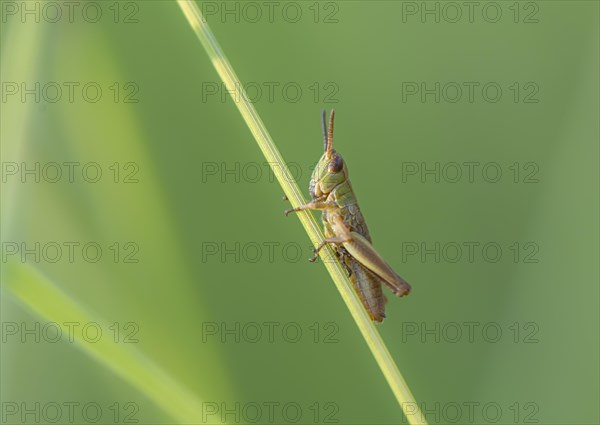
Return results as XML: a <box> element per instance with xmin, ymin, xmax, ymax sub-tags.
<box><xmin>285</xmin><ymin>110</ymin><xmax>411</xmax><ymax>322</ymax></box>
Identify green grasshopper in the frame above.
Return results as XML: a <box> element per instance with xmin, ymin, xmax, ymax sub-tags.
<box><xmin>285</xmin><ymin>110</ymin><xmax>411</xmax><ymax>322</ymax></box>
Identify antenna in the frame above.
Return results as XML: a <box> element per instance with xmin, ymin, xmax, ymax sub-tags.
<box><xmin>321</xmin><ymin>109</ymin><xmax>328</xmax><ymax>152</ymax></box>
<box><xmin>326</xmin><ymin>109</ymin><xmax>335</xmax><ymax>159</ymax></box>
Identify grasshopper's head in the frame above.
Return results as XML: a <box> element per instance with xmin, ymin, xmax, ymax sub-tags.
<box><xmin>309</xmin><ymin>110</ymin><xmax>348</xmax><ymax>199</ymax></box>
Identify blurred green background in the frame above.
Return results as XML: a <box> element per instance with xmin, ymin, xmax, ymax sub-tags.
<box><xmin>1</xmin><ymin>1</ymin><xmax>598</xmax><ymax>424</ymax></box>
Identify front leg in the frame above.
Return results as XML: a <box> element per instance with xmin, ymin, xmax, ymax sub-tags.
<box><xmin>285</xmin><ymin>199</ymin><xmax>348</xmax><ymax>262</ymax></box>
<box><xmin>284</xmin><ymin>199</ymin><xmax>336</xmax><ymax>216</ymax></box>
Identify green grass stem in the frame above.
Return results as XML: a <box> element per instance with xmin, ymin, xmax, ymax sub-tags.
<box><xmin>177</xmin><ymin>2</ymin><xmax>427</xmax><ymax>423</ymax></box>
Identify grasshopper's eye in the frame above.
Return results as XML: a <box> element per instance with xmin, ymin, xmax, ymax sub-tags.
<box><xmin>328</xmin><ymin>154</ymin><xmax>343</xmax><ymax>173</ymax></box>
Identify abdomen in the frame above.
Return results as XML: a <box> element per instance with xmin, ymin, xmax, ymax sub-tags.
<box><xmin>346</xmin><ymin>256</ymin><xmax>386</xmax><ymax>322</ymax></box>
